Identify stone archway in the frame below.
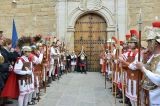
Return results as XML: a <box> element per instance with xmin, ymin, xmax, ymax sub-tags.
<box><xmin>68</xmin><ymin>7</ymin><xmax>115</xmax><ymax>29</ymax></box>
<box><xmin>74</xmin><ymin>13</ymin><xmax>107</xmax><ymax>72</ymax></box>
<box><xmin>66</xmin><ymin>6</ymin><xmax>115</xmax><ymax>51</ymax></box>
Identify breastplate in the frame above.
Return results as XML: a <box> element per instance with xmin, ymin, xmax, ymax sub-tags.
<box><xmin>147</xmin><ymin>55</ymin><xmax>160</xmax><ymax>74</ymax></box>
<box><xmin>143</xmin><ymin>55</ymin><xmax>160</xmax><ymax>90</ymax></box>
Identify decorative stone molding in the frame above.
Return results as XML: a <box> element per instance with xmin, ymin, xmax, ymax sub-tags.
<box><xmin>67</xmin><ymin>26</ymin><xmax>75</xmax><ymax>32</ymax></box>
<box><xmin>79</xmin><ymin>0</ymin><xmax>102</xmax><ymax>11</ymax></box>
<box><xmin>65</xmin><ymin>3</ymin><xmax>116</xmax><ymax>50</ymax></box>
<box><xmin>68</xmin><ymin>6</ymin><xmax>115</xmax><ymax>32</ymax></box>
<box><xmin>106</xmin><ymin>27</ymin><xmax>115</xmax><ymax>32</ymax></box>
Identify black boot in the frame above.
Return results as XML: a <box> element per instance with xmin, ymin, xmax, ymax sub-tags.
<box><xmin>52</xmin><ymin>75</ymin><xmax>55</xmax><ymax>81</ymax></box>
<box><xmin>48</xmin><ymin>77</ymin><xmax>52</xmax><ymax>84</ymax></box>
<box><xmin>116</xmin><ymin>93</ymin><xmax>122</xmax><ymax>99</ymax></box>
<box><xmin>43</xmin><ymin>81</ymin><xmax>50</xmax><ymax>88</ymax></box>
<box><xmin>3</xmin><ymin>98</ymin><xmax>13</xmax><ymax>104</ymax></box>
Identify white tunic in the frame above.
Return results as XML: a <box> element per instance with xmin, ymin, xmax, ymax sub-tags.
<box><xmin>14</xmin><ymin>56</ymin><xmax>33</xmax><ymax>95</ymax></box>
<box><xmin>126</xmin><ymin>52</ymin><xmax>140</xmax><ymax>101</ymax></box>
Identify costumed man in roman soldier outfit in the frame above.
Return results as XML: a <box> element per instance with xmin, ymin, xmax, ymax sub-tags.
<box><xmin>50</xmin><ymin>39</ymin><xmax>60</xmax><ymax>81</ymax></box>
<box><xmin>106</xmin><ymin>38</ymin><xmax>115</xmax><ymax>85</ymax></box>
<box><xmin>119</xmin><ymin>29</ymin><xmax>140</xmax><ymax>106</ymax></box>
<box><xmin>37</xmin><ymin>36</ymin><xmax>51</xmax><ymax>89</ymax></box>
<box><xmin>114</xmin><ymin>40</ymin><xmax>125</xmax><ymax>99</ymax></box>
<box><xmin>48</xmin><ymin>41</ymin><xmax>56</xmax><ymax>83</ymax></box>
<box><xmin>78</xmin><ymin>46</ymin><xmax>87</xmax><ymax>74</ymax></box>
<box><xmin>31</xmin><ymin>35</ymin><xmax>44</xmax><ymax>102</ymax></box>
<box><xmin>136</xmin><ymin>21</ymin><xmax>160</xmax><ymax>106</ymax></box>
<box><xmin>104</xmin><ymin>46</ymin><xmax>110</xmax><ymax>80</ymax></box>
<box><xmin>118</xmin><ymin>40</ymin><xmax>130</xmax><ymax>103</ymax></box>
<box><xmin>55</xmin><ymin>40</ymin><xmax>61</xmax><ymax>79</ymax></box>
<box><xmin>70</xmin><ymin>51</ymin><xmax>77</xmax><ymax>72</ymax></box>
<box><xmin>3</xmin><ymin>36</ymin><xmax>34</xmax><ymax>106</ymax></box>
<box><xmin>28</xmin><ymin>44</ymin><xmax>43</xmax><ymax>104</ymax></box>
<box><xmin>118</xmin><ymin>34</ymin><xmax>131</xmax><ymax>104</ymax></box>
<box><xmin>111</xmin><ymin>36</ymin><xmax>122</xmax><ymax>98</ymax></box>
<box><xmin>14</xmin><ymin>45</ymin><xmax>33</xmax><ymax>106</ymax></box>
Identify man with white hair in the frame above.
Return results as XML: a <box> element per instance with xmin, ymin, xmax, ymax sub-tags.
<box><xmin>136</xmin><ymin>21</ymin><xmax>160</xmax><ymax>106</ymax></box>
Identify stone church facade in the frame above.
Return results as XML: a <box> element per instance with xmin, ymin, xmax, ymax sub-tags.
<box><xmin>0</xmin><ymin>0</ymin><xmax>159</xmax><ymax>50</ymax></box>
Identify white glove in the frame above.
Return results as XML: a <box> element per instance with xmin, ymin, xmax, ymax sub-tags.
<box><xmin>128</xmin><ymin>63</ymin><xmax>137</xmax><ymax>71</ymax></box>
<box><xmin>26</xmin><ymin>70</ymin><xmax>32</xmax><ymax>75</ymax></box>
<box><xmin>114</xmin><ymin>60</ymin><xmax>117</xmax><ymax>64</ymax></box>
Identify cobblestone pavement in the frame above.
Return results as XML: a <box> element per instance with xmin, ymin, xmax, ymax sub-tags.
<box><xmin>34</xmin><ymin>72</ymin><xmax>123</xmax><ymax>106</ymax></box>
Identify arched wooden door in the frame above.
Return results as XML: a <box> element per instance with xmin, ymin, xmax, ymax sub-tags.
<box><xmin>74</xmin><ymin>13</ymin><xmax>107</xmax><ymax>72</ymax></box>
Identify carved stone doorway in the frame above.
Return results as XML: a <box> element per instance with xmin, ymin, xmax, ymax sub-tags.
<box><xmin>74</xmin><ymin>13</ymin><xmax>107</xmax><ymax>72</ymax></box>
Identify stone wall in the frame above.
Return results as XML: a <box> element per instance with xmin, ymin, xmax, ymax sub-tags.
<box><xmin>127</xmin><ymin>0</ymin><xmax>160</xmax><ymax>33</ymax></box>
<box><xmin>0</xmin><ymin>0</ymin><xmax>160</xmax><ymax>39</ymax></box>
<box><xmin>0</xmin><ymin>0</ymin><xmax>56</xmax><ymax>38</ymax></box>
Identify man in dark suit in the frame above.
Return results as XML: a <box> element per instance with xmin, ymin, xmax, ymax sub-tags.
<box><xmin>0</xmin><ymin>31</ymin><xmax>19</xmax><ymax>105</ymax></box>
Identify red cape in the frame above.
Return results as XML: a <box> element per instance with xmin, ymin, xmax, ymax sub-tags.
<box><xmin>1</xmin><ymin>71</ymin><xmax>19</xmax><ymax>99</ymax></box>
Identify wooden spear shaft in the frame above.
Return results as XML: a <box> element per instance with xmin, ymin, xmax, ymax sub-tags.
<box><xmin>115</xmin><ymin>48</ymin><xmax>118</xmax><ymax>104</ymax></box>
<box><xmin>137</xmin><ymin>8</ymin><xmax>142</xmax><ymax>106</ymax></box>
<box><xmin>119</xmin><ymin>45</ymin><xmax>125</xmax><ymax>106</ymax></box>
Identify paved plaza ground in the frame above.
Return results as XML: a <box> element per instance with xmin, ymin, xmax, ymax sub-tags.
<box><xmin>34</xmin><ymin>72</ymin><xmax>123</xmax><ymax>106</ymax></box>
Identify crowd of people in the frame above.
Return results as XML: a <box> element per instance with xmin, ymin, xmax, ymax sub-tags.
<box><xmin>99</xmin><ymin>20</ymin><xmax>160</xmax><ymax>106</ymax></box>
<box><xmin>1</xmin><ymin>18</ymin><xmax>160</xmax><ymax>106</ymax></box>
<box><xmin>0</xmin><ymin>32</ymin><xmax>87</xmax><ymax>106</ymax></box>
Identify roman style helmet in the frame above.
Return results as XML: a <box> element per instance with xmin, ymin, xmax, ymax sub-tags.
<box><xmin>129</xmin><ymin>29</ymin><xmax>139</xmax><ymax>43</ymax></box>
<box><xmin>144</xmin><ymin>21</ymin><xmax>160</xmax><ymax>42</ymax></box>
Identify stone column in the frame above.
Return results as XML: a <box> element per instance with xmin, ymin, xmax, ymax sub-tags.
<box><xmin>106</xmin><ymin>27</ymin><xmax>115</xmax><ymax>39</ymax></box>
<box><xmin>66</xmin><ymin>27</ymin><xmax>75</xmax><ymax>52</ymax></box>
<box><xmin>57</xmin><ymin>1</ymin><xmax>66</xmax><ymax>40</ymax></box>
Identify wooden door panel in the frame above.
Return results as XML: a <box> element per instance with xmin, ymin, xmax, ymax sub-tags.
<box><xmin>74</xmin><ymin>13</ymin><xmax>107</xmax><ymax>72</ymax></box>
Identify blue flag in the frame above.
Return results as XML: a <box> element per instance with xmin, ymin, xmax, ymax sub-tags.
<box><xmin>12</xmin><ymin>19</ymin><xmax>18</xmax><ymax>48</ymax></box>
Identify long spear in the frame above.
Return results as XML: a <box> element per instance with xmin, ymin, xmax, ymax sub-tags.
<box><xmin>119</xmin><ymin>45</ymin><xmax>125</xmax><ymax>106</ymax></box>
<box><xmin>114</xmin><ymin>0</ymin><xmax>118</xmax><ymax>103</ymax></box>
<box><xmin>101</xmin><ymin>43</ymin><xmax>107</xmax><ymax>89</ymax></box>
<box><xmin>137</xmin><ymin>8</ymin><xmax>142</xmax><ymax>106</ymax></box>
